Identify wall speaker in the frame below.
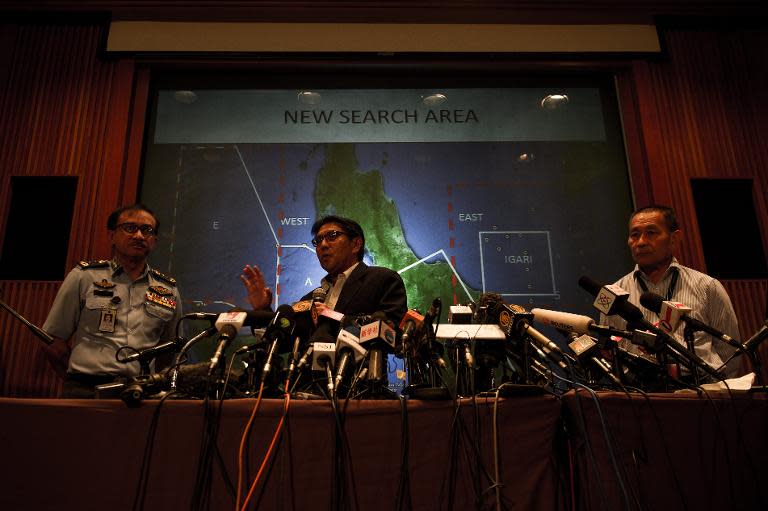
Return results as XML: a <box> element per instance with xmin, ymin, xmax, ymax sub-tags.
<box><xmin>0</xmin><ymin>176</ymin><xmax>78</xmax><ymax>280</ymax></box>
<box><xmin>691</xmin><ymin>178</ymin><xmax>767</xmax><ymax>279</ymax></box>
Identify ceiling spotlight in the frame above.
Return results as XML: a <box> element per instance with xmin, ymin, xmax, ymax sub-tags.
<box><xmin>174</xmin><ymin>90</ymin><xmax>198</xmax><ymax>104</ymax></box>
<box><xmin>540</xmin><ymin>94</ymin><xmax>569</xmax><ymax>110</ymax></box>
<box><xmin>517</xmin><ymin>153</ymin><xmax>535</xmax><ymax>163</ymax></box>
<box><xmin>421</xmin><ymin>93</ymin><xmax>447</xmax><ymax>106</ymax></box>
<box><xmin>298</xmin><ymin>91</ymin><xmax>322</xmax><ymax>105</ymax></box>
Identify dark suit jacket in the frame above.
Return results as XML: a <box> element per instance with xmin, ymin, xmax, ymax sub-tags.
<box><xmin>302</xmin><ymin>262</ymin><xmax>408</xmax><ymax>326</ymax></box>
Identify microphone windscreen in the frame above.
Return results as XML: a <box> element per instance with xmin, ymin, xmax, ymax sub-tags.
<box><xmin>312</xmin><ymin>286</ymin><xmax>327</xmax><ymax>303</ymax></box>
<box><xmin>476</xmin><ymin>292</ymin><xmax>505</xmax><ymax>324</ymax></box>
<box><xmin>311</xmin><ymin>321</ymin><xmax>339</xmax><ymax>342</ymax></box>
<box><xmin>274</xmin><ymin>303</ymin><xmax>296</xmax><ymax>320</ymax></box>
<box><xmin>639</xmin><ymin>292</ymin><xmax>664</xmax><ymax>314</ymax></box>
<box><xmin>577</xmin><ymin>275</ymin><xmax>603</xmax><ymax>296</ymax></box>
<box><xmin>399</xmin><ymin>309</ymin><xmax>424</xmax><ymax>330</ymax></box>
<box><xmin>243</xmin><ymin>309</ymin><xmax>279</xmax><ymax>328</ymax></box>
<box><xmin>531</xmin><ymin>308</ymin><xmax>593</xmax><ymax>335</ymax></box>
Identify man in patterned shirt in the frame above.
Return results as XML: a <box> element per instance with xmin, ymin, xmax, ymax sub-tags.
<box><xmin>601</xmin><ymin>205</ymin><xmax>741</xmax><ymax>379</ymax></box>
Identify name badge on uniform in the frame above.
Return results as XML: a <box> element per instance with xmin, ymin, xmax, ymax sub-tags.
<box><xmin>99</xmin><ymin>308</ymin><xmax>117</xmax><ymax>332</ymax></box>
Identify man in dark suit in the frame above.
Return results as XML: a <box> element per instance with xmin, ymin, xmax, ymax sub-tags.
<box><xmin>241</xmin><ymin>215</ymin><xmax>407</xmax><ymax>327</ymax></box>
<box><xmin>241</xmin><ymin>216</ymin><xmax>408</xmax><ymax>395</ymax></box>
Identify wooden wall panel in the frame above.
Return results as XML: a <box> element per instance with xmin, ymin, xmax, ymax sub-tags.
<box><xmin>722</xmin><ymin>280</ymin><xmax>768</xmax><ymax>383</ymax></box>
<box><xmin>626</xmin><ymin>26</ymin><xmax>768</xmax><ymax>351</ymax></box>
<box><xmin>0</xmin><ymin>22</ymin><xmax>139</xmax><ymax>396</ymax></box>
<box><xmin>630</xmin><ymin>30</ymin><xmax>768</xmax><ymax>263</ymax></box>
<box><xmin>0</xmin><ymin>283</ymin><xmax>62</xmax><ymax>397</ymax></box>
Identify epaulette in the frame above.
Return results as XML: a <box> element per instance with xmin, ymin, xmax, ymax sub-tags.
<box><xmin>150</xmin><ymin>268</ymin><xmax>176</xmax><ymax>287</ymax></box>
<box><xmin>77</xmin><ymin>259</ymin><xmax>111</xmax><ymax>270</ymax></box>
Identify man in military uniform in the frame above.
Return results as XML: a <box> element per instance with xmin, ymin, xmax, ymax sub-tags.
<box><xmin>43</xmin><ymin>204</ymin><xmax>182</xmax><ymax>397</ymax></box>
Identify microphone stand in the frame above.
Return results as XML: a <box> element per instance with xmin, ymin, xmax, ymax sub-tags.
<box><xmin>610</xmin><ymin>343</ymin><xmax>624</xmax><ymax>385</ymax></box>
<box><xmin>136</xmin><ymin>356</ymin><xmax>152</xmax><ymax>377</ymax></box>
<box><xmin>401</xmin><ymin>334</ymin><xmax>415</xmax><ymax>394</ymax></box>
<box><xmin>354</xmin><ymin>342</ymin><xmax>398</xmax><ymax>400</ymax></box>
<box><xmin>210</xmin><ymin>352</ymin><xmax>230</xmax><ymax>400</ymax></box>
<box><xmin>683</xmin><ymin>324</ymin><xmax>701</xmax><ymax>387</ymax></box>
<box><xmin>402</xmin><ymin>331</ymin><xmax>451</xmax><ymax>400</ymax></box>
<box><xmin>522</xmin><ymin>336</ymin><xmax>533</xmax><ymax>385</ymax></box>
<box><xmin>449</xmin><ymin>339</ymin><xmax>473</xmax><ymax>397</ymax></box>
<box><xmin>717</xmin><ymin>326</ymin><xmax>766</xmax><ymax>387</ymax></box>
<box><xmin>0</xmin><ymin>297</ymin><xmax>54</xmax><ymax>345</ymax></box>
<box><xmin>655</xmin><ymin>348</ymin><xmax>672</xmax><ymax>392</ymax></box>
<box><xmin>169</xmin><ymin>326</ymin><xmax>218</xmax><ymax>393</ymax></box>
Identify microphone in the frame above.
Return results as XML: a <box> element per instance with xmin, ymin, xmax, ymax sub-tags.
<box><xmin>615</xmin><ymin>342</ymin><xmax>662</xmax><ymax>371</ymax></box>
<box><xmin>285</xmin><ymin>335</ymin><xmax>302</xmax><ymax>374</ymax></box>
<box><xmin>743</xmin><ymin>321</ymin><xmax>768</xmax><ymax>352</ymax></box>
<box><xmin>464</xmin><ymin>344</ymin><xmax>474</xmax><ymax>368</ymax></box>
<box><xmin>310</xmin><ymin>307</ymin><xmax>345</xmax><ymax>343</ymax></box>
<box><xmin>260</xmin><ymin>304</ymin><xmax>297</xmax><ymax>381</ymax></box>
<box><xmin>579</xmin><ymin>277</ymin><xmax>723</xmax><ymax>378</ymax></box>
<box><xmin>311</xmin><ymin>341</ymin><xmax>336</xmax><ymax>371</ymax></box>
<box><xmin>120</xmin><ymin>338</ymin><xmax>184</xmax><ymax>363</ymax></box>
<box><xmin>117</xmin><ymin>372</ymin><xmax>170</xmax><ymax>406</ymax></box>
<box><xmin>203</xmin><ymin>308</ymin><xmax>282</xmax><ymax>332</ymax></box>
<box><xmin>289</xmin><ymin>299</ymin><xmax>319</xmax><ymax>340</ymax></box>
<box><xmin>316</xmin><ymin>307</ymin><xmax>345</xmax><ymax>324</ymax></box>
<box><xmin>182</xmin><ymin>312</ymin><xmax>219</xmax><ymax>322</ymax></box>
<box><xmin>359</xmin><ymin>312</ymin><xmax>395</xmax><ymax>382</ymax></box>
<box><xmin>262</xmin><ymin>304</ymin><xmax>297</xmax><ymax>347</ymax></box>
<box><xmin>295</xmin><ymin>345</ymin><xmax>314</xmax><ymax>371</ymax></box>
<box><xmin>531</xmin><ymin>308</ymin><xmax>637</xmax><ymax>340</ymax></box>
<box><xmin>567</xmin><ymin>333</ymin><xmax>622</xmax><ymax>386</ymax></box>
<box><xmin>333</xmin><ymin>329</ymin><xmax>366</xmax><ymax>391</ymax></box>
<box><xmin>578</xmin><ymin>276</ymin><xmax>643</xmax><ymax>325</ymax></box>
<box><xmin>498</xmin><ymin>303</ymin><xmax>568</xmax><ymax>365</ymax></box>
<box><xmin>474</xmin><ymin>292</ymin><xmax>505</xmax><ymax>324</ymax></box>
<box><xmin>639</xmin><ymin>292</ymin><xmax>743</xmax><ymax>350</ymax></box>
<box><xmin>413</xmin><ymin>301</ymin><xmax>450</xmax><ymax>370</ymax></box>
<box><xmin>424</xmin><ymin>297</ymin><xmax>441</xmax><ymax>327</ymax></box>
<box><xmin>448</xmin><ymin>305</ymin><xmax>473</xmax><ymax>324</ymax></box>
<box><xmin>242</xmin><ymin>309</ymin><xmax>285</xmax><ymax>328</ymax></box>
<box><xmin>360</xmin><ymin>314</ymin><xmax>397</xmax><ymax>351</ymax></box>
<box><xmin>399</xmin><ymin>309</ymin><xmax>424</xmax><ymax>345</ymax></box>
<box><xmin>305</xmin><ymin>285</ymin><xmax>331</xmax><ymax>330</ymax></box>
<box><xmin>656</xmin><ymin>299</ymin><xmax>690</xmax><ymax>334</ymax></box>
<box><xmin>527</xmin><ymin>340</ymin><xmax>568</xmax><ymax>372</ymax></box>
<box><xmin>208</xmin><ymin>311</ymin><xmax>247</xmax><ymax>375</ymax></box>
<box><xmin>311</xmin><ymin>341</ymin><xmax>336</xmax><ymax>397</ymax></box>
<box><xmin>312</xmin><ymin>286</ymin><xmax>327</xmax><ymax>304</ymax></box>
<box><xmin>0</xmin><ymin>297</ymin><xmax>55</xmax><ymax>345</ymax></box>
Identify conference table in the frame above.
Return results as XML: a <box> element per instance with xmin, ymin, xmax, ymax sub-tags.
<box><xmin>561</xmin><ymin>389</ymin><xmax>768</xmax><ymax>511</ymax></box>
<box><xmin>0</xmin><ymin>390</ymin><xmax>765</xmax><ymax>510</ymax></box>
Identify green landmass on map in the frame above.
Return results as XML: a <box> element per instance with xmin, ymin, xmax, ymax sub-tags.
<box><xmin>313</xmin><ymin>144</ymin><xmax>480</xmax><ymax>314</ymax></box>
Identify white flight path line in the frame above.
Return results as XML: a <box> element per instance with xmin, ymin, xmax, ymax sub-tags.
<box><xmin>235</xmin><ymin>144</ymin><xmax>286</xmax><ymax>305</ymax></box>
<box><xmin>235</xmin><ymin>144</ymin><xmax>319</xmax><ymax>306</ymax></box>
<box><xmin>234</xmin><ymin>144</ymin><xmax>278</xmax><ymax>245</ymax></box>
<box><xmin>281</xmin><ymin>243</ymin><xmax>316</xmax><ymax>253</ymax></box>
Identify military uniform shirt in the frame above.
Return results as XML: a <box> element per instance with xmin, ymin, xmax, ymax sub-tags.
<box><xmin>43</xmin><ymin>260</ymin><xmax>183</xmax><ymax>377</ymax></box>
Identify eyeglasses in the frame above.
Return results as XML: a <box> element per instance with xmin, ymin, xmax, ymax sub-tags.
<box><xmin>311</xmin><ymin>230</ymin><xmax>347</xmax><ymax>246</ymax></box>
<box><xmin>116</xmin><ymin>223</ymin><xmax>157</xmax><ymax>236</ymax></box>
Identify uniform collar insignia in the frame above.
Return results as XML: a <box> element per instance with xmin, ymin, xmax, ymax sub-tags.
<box><xmin>150</xmin><ymin>268</ymin><xmax>177</xmax><ymax>286</ymax></box>
<box><xmin>94</xmin><ymin>278</ymin><xmax>116</xmax><ymax>289</ymax></box>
